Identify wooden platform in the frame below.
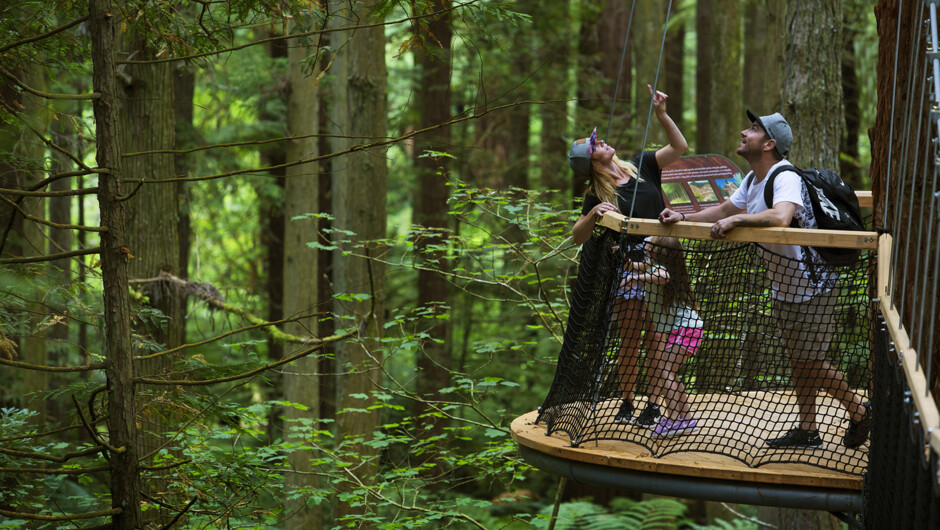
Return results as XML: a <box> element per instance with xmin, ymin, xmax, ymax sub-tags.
<box><xmin>514</xmin><ymin>410</ymin><xmax>862</xmax><ymax>494</ymax></box>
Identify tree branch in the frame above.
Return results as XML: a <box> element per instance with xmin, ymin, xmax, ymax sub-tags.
<box><xmin>115</xmin><ymin>1</ymin><xmax>482</xmax><ymax>66</ymax></box>
<box><xmin>123</xmin><ymin>99</ymin><xmax>553</xmax><ymax>184</ymax></box>
<box><xmin>0</xmin><ymin>193</ymin><xmax>104</xmax><ymax>232</ymax></box>
<box><xmin>0</xmin><ymin>246</ymin><xmax>101</xmax><ymax>265</ymax></box>
<box><xmin>0</xmin><ymin>186</ymin><xmax>98</xmax><ymax>197</ymax></box>
<box><xmin>0</xmin><ymin>15</ymin><xmax>89</xmax><ymax>54</ymax></box>
<box><xmin>0</xmin><ymin>65</ymin><xmax>100</xmax><ymax>100</ymax></box>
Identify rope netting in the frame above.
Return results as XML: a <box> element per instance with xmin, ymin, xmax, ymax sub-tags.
<box><xmin>865</xmin><ymin>325</ymin><xmax>940</xmax><ymax>527</ymax></box>
<box><xmin>537</xmin><ymin>227</ymin><xmax>872</xmax><ymax>474</ymax></box>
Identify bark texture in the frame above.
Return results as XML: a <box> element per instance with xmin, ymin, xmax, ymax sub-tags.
<box><xmin>89</xmin><ymin>0</ymin><xmax>141</xmax><ymax>525</ymax></box>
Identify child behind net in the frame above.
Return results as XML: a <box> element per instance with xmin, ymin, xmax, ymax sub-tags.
<box><xmin>622</xmin><ymin>236</ymin><xmax>703</xmax><ymax>436</ymax></box>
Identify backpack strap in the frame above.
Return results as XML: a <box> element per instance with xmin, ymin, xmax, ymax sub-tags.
<box><xmin>762</xmin><ymin>164</ymin><xmax>799</xmax><ymax>209</ymax></box>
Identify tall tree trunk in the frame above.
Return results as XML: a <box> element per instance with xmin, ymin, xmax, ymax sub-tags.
<box><xmin>695</xmin><ymin>0</ymin><xmax>713</xmax><ymax>155</ymax></box>
<box><xmin>257</xmin><ymin>29</ymin><xmax>288</xmax><ymax>444</ymax></box>
<box><xmin>413</xmin><ymin>0</ymin><xmax>453</xmax><ymax>463</ymax></box>
<box><xmin>89</xmin><ymin>0</ymin><xmax>141</xmax><ymax>525</ymax></box>
<box><xmin>664</xmin><ymin>3</ymin><xmax>686</xmax><ymax>135</ymax></box>
<box><xmin>634</xmin><ymin>0</ymin><xmax>667</xmax><ymax>147</ymax></box>
<box><xmin>282</xmin><ymin>28</ymin><xmax>322</xmax><ymax>530</ymax></box>
<box><xmin>784</xmin><ymin>0</ymin><xmax>843</xmax><ymax>169</ymax></box>
<box><xmin>535</xmin><ymin>2</ymin><xmax>573</xmax><ymax>192</ymax></box>
<box><xmin>48</xmin><ymin>106</ymin><xmax>76</xmax><ymax>426</ymax></box>
<box><xmin>174</xmin><ymin>66</ymin><xmax>195</xmax><ymax>284</ymax></box>
<box><xmin>317</xmin><ymin>34</ymin><xmax>335</xmax><ymax>423</ymax></box>
<box><xmin>743</xmin><ymin>0</ymin><xmax>786</xmax><ymax>115</ymax></box>
<box><xmin>841</xmin><ymin>3</ymin><xmax>864</xmax><ymax>189</ymax></box>
<box><xmin>0</xmin><ymin>51</ymin><xmax>49</xmax><ymax>421</ymax></box>
<box><xmin>329</xmin><ymin>0</ymin><xmax>388</xmax><ymax>522</ymax></box>
<box><xmin>117</xmin><ymin>28</ymin><xmax>179</xmax><ymax>523</ymax></box>
<box><xmin>118</xmin><ymin>35</ymin><xmax>182</xmax><ymax>350</ymax></box>
<box><xmin>697</xmin><ymin>0</ymin><xmax>742</xmax><ymax>158</ymax></box>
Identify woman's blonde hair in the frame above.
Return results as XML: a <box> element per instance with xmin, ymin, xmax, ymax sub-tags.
<box><xmin>585</xmin><ymin>155</ymin><xmax>639</xmax><ymax>205</ymax></box>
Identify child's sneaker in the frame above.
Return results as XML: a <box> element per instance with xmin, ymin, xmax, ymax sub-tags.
<box><xmin>613</xmin><ymin>400</ymin><xmax>634</xmax><ymax>423</ymax></box>
<box><xmin>634</xmin><ymin>404</ymin><xmax>662</xmax><ymax>427</ymax></box>
<box><xmin>650</xmin><ymin>417</ymin><xmax>699</xmax><ymax>437</ymax></box>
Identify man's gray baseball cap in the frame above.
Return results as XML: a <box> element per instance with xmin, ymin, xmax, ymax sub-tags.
<box><xmin>747</xmin><ymin>110</ymin><xmax>792</xmax><ymax>157</ymax></box>
<box><xmin>568</xmin><ymin>126</ymin><xmax>597</xmax><ymax>178</ymax></box>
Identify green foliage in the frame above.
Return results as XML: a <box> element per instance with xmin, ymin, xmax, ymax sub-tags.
<box><xmin>529</xmin><ymin>497</ymin><xmax>691</xmax><ymax>530</ymax></box>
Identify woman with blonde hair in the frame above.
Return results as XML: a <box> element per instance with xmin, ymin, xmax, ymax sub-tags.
<box><xmin>568</xmin><ymin>85</ymin><xmax>688</xmax><ymax>424</ymax></box>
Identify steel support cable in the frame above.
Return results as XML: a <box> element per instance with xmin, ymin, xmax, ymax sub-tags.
<box><xmin>908</xmin><ymin>94</ymin><xmax>932</xmax><ymax>364</ymax></box>
<box><xmin>890</xmin><ymin>1</ymin><xmax>926</xmax><ymax>303</ymax></box>
<box><xmin>894</xmin><ymin>5</ymin><xmax>928</xmax><ymax>313</ymax></box>
<box><xmin>916</xmin><ymin>2</ymin><xmax>940</xmax><ymax>386</ymax></box>
<box><xmin>883</xmin><ymin>0</ymin><xmax>904</xmax><ymax>232</ymax></box>
<box><xmin>627</xmin><ymin>0</ymin><xmax>674</xmax><ymax>219</ymax></box>
<box><xmin>927</xmin><ymin>205</ymin><xmax>940</xmax><ymax>392</ymax></box>
<box><xmin>899</xmin><ymin>57</ymin><xmax>929</xmax><ymax>332</ymax></box>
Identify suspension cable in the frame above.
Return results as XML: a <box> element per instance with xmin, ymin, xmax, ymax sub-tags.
<box><xmin>627</xmin><ymin>0</ymin><xmax>674</xmax><ymax>218</ymax></box>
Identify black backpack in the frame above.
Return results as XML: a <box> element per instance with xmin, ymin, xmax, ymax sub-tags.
<box><xmin>744</xmin><ymin>165</ymin><xmax>865</xmax><ymax>266</ymax></box>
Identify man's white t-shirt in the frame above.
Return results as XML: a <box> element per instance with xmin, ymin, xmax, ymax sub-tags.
<box><xmin>729</xmin><ymin>159</ymin><xmax>835</xmax><ymax>302</ymax></box>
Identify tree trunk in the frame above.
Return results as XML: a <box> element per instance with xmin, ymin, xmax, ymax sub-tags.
<box><xmin>744</xmin><ymin>0</ymin><xmax>786</xmax><ymax>115</ymax></box>
<box><xmin>89</xmin><ymin>0</ymin><xmax>141</xmax><ymax>525</ymax></box>
<box><xmin>664</xmin><ymin>3</ymin><xmax>687</xmax><ymax>135</ymax></box>
<box><xmin>118</xmin><ymin>34</ymin><xmax>182</xmax><ymax>351</ymax></box>
<box><xmin>329</xmin><ymin>0</ymin><xmax>388</xmax><ymax>523</ymax></box>
<box><xmin>697</xmin><ymin>0</ymin><xmax>742</xmax><ymax>158</ymax></box>
<box><xmin>48</xmin><ymin>106</ymin><xmax>76</xmax><ymax>426</ymax></box>
<box><xmin>413</xmin><ymin>0</ymin><xmax>453</xmax><ymax>445</ymax></box>
<box><xmin>257</xmin><ymin>29</ymin><xmax>289</xmax><ymax>445</ymax></box>
<box><xmin>695</xmin><ymin>0</ymin><xmax>713</xmax><ymax>155</ymax></box>
<box><xmin>0</xmin><ymin>56</ymin><xmax>49</xmax><ymax>423</ymax></box>
<box><xmin>282</xmin><ymin>27</ymin><xmax>322</xmax><ymax>529</ymax></box>
<box><xmin>784</xmin><ymin>0</ymin><xmax>843</xmax><ymax>169</ymax></box>
<box><xmin>317</xmin><ymin>34</ymin><xmax>335</xmax><ymax>423</ymax></box>
<box><xmin>535</xmin><ymin>2</ymin><xmax>573</xmax><ymax>192</ymax></box>
<box><xmin>174</xmin><ymin>66</ymin><xmax>195</xmax><ymax>283</ymax></box>
<box><xmin>116</xmin><ymin>28</ymin><xmax>180</xmax><ymax>523</ymax></box>
<box><xmin>841</xmin><ymin>3</ymin><xmax>864</xmax><ymax>189</ymax></box>
<box><xmin>634</xmin><ymin>0</ymin><xmax>667</xmax><ymax>147</ymax></box>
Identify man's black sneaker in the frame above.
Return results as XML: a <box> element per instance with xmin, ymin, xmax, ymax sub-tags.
<box><xmin>614</xmin><ymin>400</ymin><xmax>634</xmax><ymax>423</ymax></box>
<box><xmin>843</xmin><ymin>401</ymin><xmax>872</xmax><ymax>448</ymax></box>
<box><xmin>765</xmin><ymin>428</ymin><xmax>823</xmax><ymax>448</ymax></box>
<box><xmin>634</xmin><ymin>404</ymin><xmax>662</xmax><ymax>427</ymax></box>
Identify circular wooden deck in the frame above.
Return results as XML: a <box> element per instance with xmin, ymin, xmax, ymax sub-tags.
<box><xmin>512</xmin><ymin>408</ymin><xmax>864</xmax><ymax>511</ymax></box>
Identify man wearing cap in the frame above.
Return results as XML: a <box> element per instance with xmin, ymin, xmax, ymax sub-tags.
<box><xmin>659</xmin><ymin>111</ymin><xmax>871</xmax><ymax>449</ymax></box>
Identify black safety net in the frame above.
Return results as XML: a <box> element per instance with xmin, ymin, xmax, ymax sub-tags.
<box><xmin>863</xmin><ymin>325</ymin><xmax>940</xmax><ymax>527</ymax></box>
<box><xmin>537</xmin><ymin>226</ymin><xmax>872</xmax><ymax>474</ymax></box>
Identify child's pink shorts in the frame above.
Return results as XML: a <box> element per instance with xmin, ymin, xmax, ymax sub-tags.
<box><xmin>666</xmin><ymin>327</ymin><xmax>703</xmax><ymax>355</ymax></box>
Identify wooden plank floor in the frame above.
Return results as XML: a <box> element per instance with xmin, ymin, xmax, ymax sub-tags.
<box><xmin>513</xmin><ymin>391</ymin><xmax>866</xmax><ymax>491</ymax></box>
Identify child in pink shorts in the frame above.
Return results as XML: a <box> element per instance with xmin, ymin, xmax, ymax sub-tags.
<box><xmin>623</xmin><ymin>236</ymin><xmax>703</xmax><ymax>436</ymax></box>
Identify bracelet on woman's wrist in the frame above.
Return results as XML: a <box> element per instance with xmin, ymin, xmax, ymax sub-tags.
<box><xmin>680</xmin><ymin>212</ymin><xmax>686</xmax><ymax>221</ymax></box>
